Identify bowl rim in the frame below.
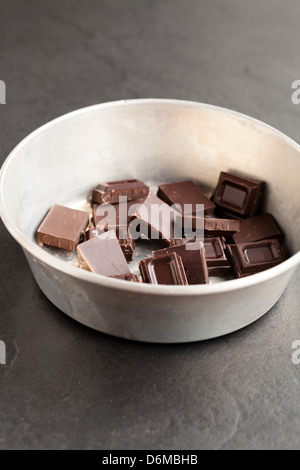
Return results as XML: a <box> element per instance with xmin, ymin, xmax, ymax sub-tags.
<box><xmin>1</xmin><ymin>98</ymin><xmax>300</xmax><ymax>296</ymax></box>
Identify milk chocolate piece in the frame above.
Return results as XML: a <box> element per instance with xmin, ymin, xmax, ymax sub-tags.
<box><xmin>92</xmin><ymin>179</ymin><xmax>149</xmax><ymax>205</ymax></box>
<box><xmin>85</xmin><ymin>227</ymin><xmax>135</xmax><ymax>262</ymax></box>
<box><xmin>203</xmin><ymin>237</ymin><xmax>231</xmax><ymax>276</ymax></box>
<box><xmin>152</xmin><ymin>241</ymin><xmax>209</xmax><ymax>285</ymax></box>
<box><xmin>227</xmin><ymin>239</ymin><xmax>284</xmax><ymax>278</ymax></box>
<box><xmin>108</xmin><ymin>273</ymin><xmax>139</xmax><ymax>282</ymax></box>
<box><xmin>77</xmin><ymin>230</ymin><xmax>130</xmax><ymax>276</ymax></box>
<box><xmin>131</xmin><ymin>193</ymin><xmax>176</xmax><ymax>243</ymax></box>
<box><xmin>232</xmin><ymin>213</ymin><xmax>283</xmax><ymax>244</ymax></box>
<box><xmin>139</xmin><ymin>252</ymin><xmax>188</xmax><ymax>285</ymax></box>
<box><xmin>211</xmin><ymin>172</ymin><xmax>265</xmax><ymax>219</ymax></box>
<box><xmin>157</xmin><ymin>180</ymin><xmax>215</xmax><ymax>216</ymax></box>
<box><xmin>37</xmin><ymin>204</ymin><xmax>89</xmax><ymax>251</ymax></box>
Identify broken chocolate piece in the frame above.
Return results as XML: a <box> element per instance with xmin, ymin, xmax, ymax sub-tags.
<box><xmin>157</xmin><ymin>180</ymin><xmax>215</xmax><ymax>216</ymax></box>
<box><xmin>232</xmin><ymin>213</ymin><xmax>283</xmax><ymax>244</ymax></box>
<box><xmin>175</xmin><ymin>215</ymin><xmax>240</xmax><ymax>238</ymax></box>
<box><xmin>77</xmin><ymin>230</ymin><xmax>130</xmax><ymax>276</ymax></box>
<box><xmin>226</xmin><ymin>239</ymin><xmax>284</xmax><ymax>278</ymax></box>
<box><xmin>92</xmin><ymin>179</ymin><xmax>149</xmax><ymax>205</ymax></box>
<box><xmin>211</xmin><ymin>172</ymin><xmax>265</xmax><ymax>219</ymax></box>
<box><xmin>152</xmin><ymin>241</ymin><xmax>209</xmax><ymax>285</ymax></box>
<box><xmin>130</xmin><ymin>193</ymin><xmax>177</xmax><ymax>243</ymax></box>
<box><xmin>139</xmin><ymin>252</ymin><xmax>188</xmax><ymax>285</ymax></box>
<box><xmin>203</xmin><ymin>237</ymin><xmax>231</xmax><ymax>276</ymax></box>
<box><xmin>108</xmin><ymin>273</ymin><xmax>139</xmax><ymax>282</ymax></box>
<box><xmin>204</xmin><ymin>217</ymin><xmax>240</xmax><ymax>237</ymax></box>
<box><xmin>37</xmin><ymin>204</ymin><xmax>89</xmax><ymax>251</ymax></box>
<box><xmin>85</xmin><ymin>227</ymin><xmax>135</xmax><ymax>262</ymax></box>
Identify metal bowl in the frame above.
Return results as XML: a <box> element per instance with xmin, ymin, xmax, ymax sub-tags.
<box><xmin>1</xmin><ymin>99</ymin><xmax>300</xmax><ymax>342</ymax></box>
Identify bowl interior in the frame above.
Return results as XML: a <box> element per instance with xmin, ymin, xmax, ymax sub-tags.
<box><xmin>1</xmin><ymin>100</ymin><xmax>300</xmax><ymax>263</ymax></box>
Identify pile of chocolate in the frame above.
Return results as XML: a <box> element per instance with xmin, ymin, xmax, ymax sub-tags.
<box><xmin>37</xmin><ymin>172</ymin><xmax>285</xmax><ymax>285</ymax></box>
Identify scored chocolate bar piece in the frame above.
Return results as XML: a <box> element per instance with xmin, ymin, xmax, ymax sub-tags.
<box><xmin>203</xmin><ymin>237</ymin><xmax>231</xmax><ymax>277</ymax></box>
<box><xmin>108</xmin><ymin>273</ymin><xmax>139</xmax><ymax>282</ymax></box>
<box><xmin>211</xmin><ymin>172</ymin><xmax>265</xmax><ymax>219</ymax></box>
<box><xmin>157</xmin><ymin>180</ymin><xmax>215</xmax><ymax>216</ymax></box>
<box><xmin>226</xmin><ymin>239</ymin><xmax>284</xmax><ymax>278</ymax></box>
<box><xmin>176</xmin><ymin>215</ymin><xmax>240</xmax><ymax>238</ymax></box>
<box><xmin>92</xmin><ymin>179</ymin><xmax>149</xmax><ymax>205</ymax></box>
<box><xmin>85</xmin><ymin>227</ymin><xmax>136</xmax><ymax>262</ymax></box>
<box><xmin>37</xmin><ymin>204</ymin><xmax>89</xmax><ymax>251</ymax></box>
<box><xmin>139</xmin><ymin>252</ymin><xmax>188</xmax><ymax>285</ymax></box>
<box><xmin>204</xmin><ymin>217</ymin><xmax>240</xmax><ymax>237</ymax></box>
<box><xmin>152</xmin><ymin>241</ymin><xmax>209</xmax><ymax>285</ymax></box>
<box><xmin>77</xmin><ymin>230</ymin><xmax>130</xmax><ymax>276</ymax></box>
<box><xmin>130</xmin><ymin>193</ymin><xmax>176</xmax><ymax>243</ymax></box>
<box><xmin>232</xmin><ymin>213</ymin><xmax>283</xmax><ymax>244</ymax></box>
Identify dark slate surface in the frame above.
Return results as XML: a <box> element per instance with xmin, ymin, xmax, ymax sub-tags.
<box><xmin>0</xmin><ymin>0</ymin><xmax>300</xmax><ymax>450</ymax></box>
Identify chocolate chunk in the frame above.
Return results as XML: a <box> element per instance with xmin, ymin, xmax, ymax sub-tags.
<box><xmin>139</xmin><ymin>252</ymin><xmax>188</xmax><ymax>285</ymax></box>
<box><xmin>157</xmin><ymin>180</ymin><xmax>215</xmax><ymax>216</ymax></box>
<box><xmin>226</xmin><ymin>239</ymin><xmax>284</xmax><ymax>278</ymax></box>
<box><xmin>77</xmin><ymin>230</ymin><xmax>130</xmax><ymax>276</ymax></box>
<box><xmin>152</xmin><ymin>241</ymin><xmax>209</xmax><ymax>285</ymax></box>
<box><xmin>37</xmin><ymin>204</ymin><xmax>89</xmax><ymax>251</ymax></box>
<box><xmin>130</xmin><ymin>193</ymin><xmax>177</xmax><ymax>243</ymax></box>
<box><xmin>92</xmin><ymin>179</ymin><xmax>149</xmax><ymax>205</ymax></box>
<box><xmin>108</xmin><ymin>273</ymin><xmax>139</xmax><ymax>282</ymax></box>
<box><xmin>204</xmin><ymin>217</ymin><xmax>240</xmax><ymax>237</ymax></box>
<box><xmin>203</xmin><ymin>237</ymin><xmax>231</xmax><ymax>276</ymax></box>
<box><xmin>85</xmin><ymin>227</ymin><xmax>135</xmax><ymax>262</ymax></box>
<box><xmin>232</xmin><ymin>213</ymin><xmax>283</xmax><ymax>244</ymax></box>
<box><xmin>211</xmin><ymin>172</ymin><xmax>265</xmax><ymax>219</ymax></box>
<box><xmin>176</xmin><ymin>215</ymin><xmax>240</xmax><ymax>238</ymax></box>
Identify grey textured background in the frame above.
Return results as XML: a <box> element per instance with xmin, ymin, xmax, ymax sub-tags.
<box><xmin>0</xmin><ymin>0</ymin><xmax>300</xmax><ymax>450</ymax></box>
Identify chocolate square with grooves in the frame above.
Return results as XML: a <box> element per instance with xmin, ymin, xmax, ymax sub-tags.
<box><xmin>226</xmin><ymin>239</ymin><xmax>284</xmax><ymax>278</ymax></box>
<box><xmin>139</xmin><ymin>252</ymin><xmax>188</xmax><ymax>285</ymax></box>
<box><xmin>211</xmin><ymin>172</ymin><xmax>265</xmax><ymax>219</ymax></box>
<box><xmin>152</xmin><ymin>241</ymin><xmax>209</xmax><ymax>285</ymax></box>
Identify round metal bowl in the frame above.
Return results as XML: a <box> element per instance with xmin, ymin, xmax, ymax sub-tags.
<box><xmin>1</xmin><ymin>99</ymin><xmax>300</xmax><ymax>342</ymax></box>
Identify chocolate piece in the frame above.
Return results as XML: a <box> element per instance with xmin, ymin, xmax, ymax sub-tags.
<box><xmin>203</xmin><ymin>237</ymin><xmax>231</xmax><ymax>276</ymax></box>
<box><xmin>85</xmin><ymin>227</ymin><xmax>135</xmax><ymax>262</ymax></box>
<box><xmin>130</xmin><ymin>193</ymin><xmax>176</xmax><ymax>243</ymax></box>
<box><xmin>108</xmin><ymin>273</ymin><xmax>139</xmax><ymax>282</ymax></box>
<box><xmin>157</xmin><ymin>180</ymin><xmax>215</xmax><ymax>216</ymax></box>
<box><xmin>204</xmin><ymin>217</ymin><xmax>240</xmax><ymax>237</ymax></box>
<box><xmin>211</xmin><ymin>172</ymin><xmax>265</xmax><ymax>219</ymax></box>
<box><xmin>175</xmin><ymin>215</ymin><xmax>240</xmax><ymax>238</ymax></box>
<box><xmin>139</xmin><ymin>252</ymin><xmax>188</xmax><ymax>285</ymax></box>
<box><xmin>37</xmin><ymin>204</ymin><xmax>89</xmax><ymax>251</ymax></box>
<box><xmin>92</xmin><ymin>179</ymin><xmax>149</xmax><ymax>205</ymax></box>
<box><xmin>152</xmin><ymin>241</ymin><xmax>209</xmax><ymax>285</ymax></box>
<box><xmin>77</xmin><ymin>230</ymin><xmax>130</xmax><ymax>276</ymax></box>
<box><xmin>227</xmin><ymin>239</ymin><xmax>284</xmax><ymax>278</ymax></box>
<box><xmin>232</xmin><ymin>213</ymin><xmax>283</xmax><ymax>244</ymax></box>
